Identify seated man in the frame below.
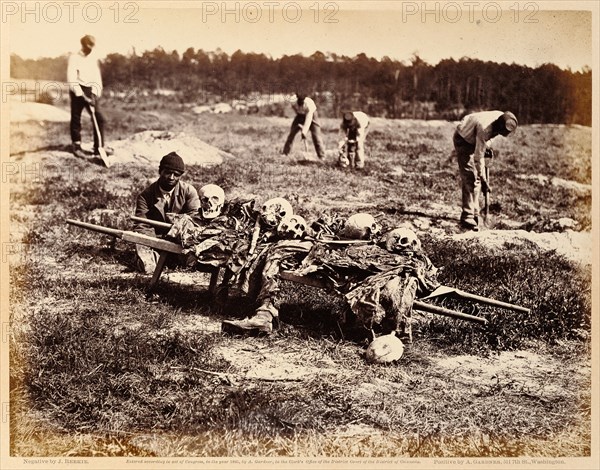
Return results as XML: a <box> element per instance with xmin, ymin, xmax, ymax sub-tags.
<box><xmin>133</xmin><ymin>152</ymin><xmax>200</xmax><ymax>273</ymax></box>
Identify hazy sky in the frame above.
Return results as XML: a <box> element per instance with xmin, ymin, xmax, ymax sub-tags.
<box><xmin>5</xmin><ymin>1</ymin><xmax>595</xmax><ymax>70</ymax></box>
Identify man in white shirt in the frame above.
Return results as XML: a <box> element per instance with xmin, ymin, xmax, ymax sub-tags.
<box><xmin>282</xmin><ymin>92</ymin><xmax>326</xmax><ymax>160</ymax></box>
<box><xmin>67</xmin><ymin>35</ymin><xmax>110</xmax><ymax>159</ymax></box>
<box><xmin>453</xmin><ymin>110</ymin><xmax>518</xmax><ymax>230</ymax></box>
<box><xmin>338</xmin><ymin>111</ymin><xmax>370</xmax><ymax>169</ymax></box>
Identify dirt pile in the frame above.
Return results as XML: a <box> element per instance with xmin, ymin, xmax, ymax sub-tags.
<box><xmin>106</xmin><ymin>130</ymin><xmax>232</xmax><ymax>167</ymax></box>
<box><xmin>10</xmin><ymin>101</ymin><xmax>70</xmax><ymax>123</ymax></box>
<box><xmin>452</xmin><ymin>229</ymin><xmax>592</xmax><ymax>266</ymax></box>
<box><xmin>516</xmin><ymin>174</ymin><xmax>592</xmax><ymax>193</ymax></box>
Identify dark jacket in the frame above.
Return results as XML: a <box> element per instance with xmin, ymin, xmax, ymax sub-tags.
<box><xmin>134</xmin><ymin>180</ymin><xmax>200</xmax><ymax>236</ymax></box>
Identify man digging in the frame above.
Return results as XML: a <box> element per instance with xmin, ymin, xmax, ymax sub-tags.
<box><xmin>282</xmin><ymin>92</ymin><xmax>326</xmax><ymax>161</ymax></box>
<box><xmin>453</xmin><ymin>110</ymin><xmax>518</xmax><ymax>231</ymax></box>
<box><xmin>67</xmin><ymin>34</ymin><xmax>113</xmax><ymax>161</ymax></box>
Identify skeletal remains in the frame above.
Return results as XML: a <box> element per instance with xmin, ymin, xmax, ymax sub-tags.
<box><xmin>277</xmin><ymin>214</ymin><xmax>308</xmax><ymax>240</ymax></box>
<box><xmin>199</xmin><ymin>184</ymin><xmax>225</xmax><ymax>219</ymax></box>
<box><xmin>365</xmin><ymin>332</ymin><xmax>405</xmax><ymax>364</ymax></box>
<box><xmin>261</xmin><ymin>197</ymin><xmax>294</xmax><ymax>228</ymax></box>
<box><xmin>385</xmin><ymin>227</ymin><xmax>422</xmax><ymax>253</ymax></box>
<box><xmin>339</xmin><ymin>212</ymin><xmax>381</xmax><ymax>240</ymax></box>
<box><xmin>70</xmin><ymin>190</ymin><xmax>531</xmax><ymax>365</ymax></box>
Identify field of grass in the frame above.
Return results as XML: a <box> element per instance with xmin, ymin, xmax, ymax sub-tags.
<box><xmin>7</xmin><ymin>96</ymin><xmax>594</xmax><ymax>460</ymax></box>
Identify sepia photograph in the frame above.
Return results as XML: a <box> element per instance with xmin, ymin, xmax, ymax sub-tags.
<box><xmin>1</xmin><ymin>1</ymin><xmax>597</xmax><ymax>468</ymax></box>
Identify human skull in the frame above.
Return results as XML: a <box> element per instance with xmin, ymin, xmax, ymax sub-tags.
<box><xmin>277</xmin><ymin>214</ymin><xmax>308</xmax><ymax>240</ymax></box>
<box><xmin>385</xmin><ymin>227</ymin><xmax>421</xmax><ymax>253</ymax></box>
<box><xmin>365</xmin><ymin>333</ymin><xmax>404</xmax><ymax>364</ymax></box>
<box><xmin>261</xmin><ymin>197</ymin><xmax>293</xmax><ymax>228</ymax></box>
<box><xmin>199</xmin><ymin>184</ymin><xmax>225</xmax><ymax>219</ymax></box>
<box><xmin>339</xmin><ymin>213</ymin><xmax>381</xmax><ymax>240</ymax></box>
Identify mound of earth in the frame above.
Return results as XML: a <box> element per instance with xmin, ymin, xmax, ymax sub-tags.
<box><xmin>106</xmin><ymin>130</ymin><xmax>232</xmax><ymax>167</ymax></box>
<box><xmin>10</xmin><ymin>101</ymin><xmax>70</xmax><ymax>123</ymax></box>
<box><xmin>516</xmin><ymin>174</ymin><xmax>591</xmax><ymax>193</ymax></box>
<box><xmin>452</xmin><ymin>229</ymin><xmax>592</xmax><ymax>266</ymax></box>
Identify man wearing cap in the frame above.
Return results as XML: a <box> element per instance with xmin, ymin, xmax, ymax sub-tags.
<box><xmin>282</xmin><ymin>92</ymin><xmax>326</xmax><ymax>160</ymax></box>
<box><xmin>453</xmin><ymin>110</ymin><xmax>518</xmax><ymax>230</ymax></box>
<box><xmin>338</xmin><ymin>111</ymin><xmax>370</xmax><ymax>169</ymax></box>
<box><xmin>133</xmin><ymin>152</ymin><xmax>200</xmax><ymax>274</ymax></box>
<box><xmin>67</xmin><ymin>34</ymin><xmax>111</xmax><ymax>159</ymax></box>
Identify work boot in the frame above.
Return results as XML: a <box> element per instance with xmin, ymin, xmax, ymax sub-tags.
<box><xmin>72</xmin><ymin>143</ymin><xmax>87</xmax><ymax>159</ymax></box>
<box><xmin>221</xmin><ymin>310</ymin><xmax>274</xmax><ymax>335</ymax></box>
<box><xmin>460</xmin><ymin>216</ymin><xmax>479</xmax><ymax>231</ymax></box>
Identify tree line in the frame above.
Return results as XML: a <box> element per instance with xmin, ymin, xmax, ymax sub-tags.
<box><xmin>10</xmin><ymin>48</ymin><xmax>591</xmax><ymax>125</ymax></box>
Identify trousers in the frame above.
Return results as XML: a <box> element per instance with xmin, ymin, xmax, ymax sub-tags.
<box><xmin>453</xmin><ymin>131</ymin><xmax>481</xmax><ymax>220</ymax></box>
<box><xmin>70</xmin><ymin>86</ymin><xmax>105</xmax><ymax>152</ymax></box>
<box><xmin>283</xmin><ymin>112</ymin><xmax>326</xmax><ymax>159</ymax></box>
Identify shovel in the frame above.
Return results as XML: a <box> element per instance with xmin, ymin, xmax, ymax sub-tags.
<box><xmin>298</xmin><ymin>124</ymin><xmax>308</xmax><ymax>152</ymax></box>
<box><xmin>483</xmin><ymin>161</ymin><xmax>491</xmax><ymax>227</ymax></box>
<box><xmin>89</xmin><ymin>104</ymin><xmax>112</xmax><ymax>168</ymax></box>
<box><xmin>297</xmin><ymin>124</ymin><xmax>319</xmax><ymax>163</ymax></box>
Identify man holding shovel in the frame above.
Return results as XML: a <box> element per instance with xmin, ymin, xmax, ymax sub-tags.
<box><xmin>67</xmin><ymin>34</ymin><xmax>112</xmax><ymax>163</ymax></box>
<box><xmin>453</xmin><ymin>110</ymin><xmax>518</xmax><ymax>231</ymax></box>
<box><xmin>282</xmin><ymin>92</ymin><xmax>326</xmax><ymax>161</ymax></box>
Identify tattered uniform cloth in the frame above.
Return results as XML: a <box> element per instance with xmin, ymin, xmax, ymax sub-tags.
<box><xmin>292</xmin><ymin>243</ymin><xmax>440</xmax><ymax>335</ymax></box>
<box><xmin>167</xmin><ymin>199</ymin><xmax>311</xmax><ymax>298</ymax></box>
<box><xmin>166</xmin><ymin>203</ymin><xmax>440</xmax><ymax>336</ymax></box>
<box><xmin>166</xmin><ymin>199</ymin><xmax>263</xmax><ymax>292</ymax></box>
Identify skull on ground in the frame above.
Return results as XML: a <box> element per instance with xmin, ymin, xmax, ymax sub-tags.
<box><xmin>277</xmin><ymin>214</ymin><xmax>308</xmax><ymax>240</ymax></box>
<box><xmin>199</xmin><ymin>184</ymin><xmax>225</xmax><ymax>219</ymax></box>
<box><xmin>365</xmin><ymin>333</ymin><xmax>405</xmax><ymax>364</ymax></box>
<box><xmin>339</xmin><ymin>213</ymin><xmax>381</xmax><ymax>240</ymax></box>
<box><xmin>261</xmin><ymin>197</ymin><xmax>293</xmax><ymax>228</ymax></box>
<box><xmin>385</xmin><ymin>227</ymin><xmax>421</xmax><ymax>254</ymax></box>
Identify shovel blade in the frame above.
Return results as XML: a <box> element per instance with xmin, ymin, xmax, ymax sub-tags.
<box><xmin>97</xmin><ymin>147</ymin><xmax>112</xmax><ymax>168</ymax></box>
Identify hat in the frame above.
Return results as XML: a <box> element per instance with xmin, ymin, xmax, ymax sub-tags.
<box><xmin>502</xmin><ymin>111</ymin><xmax>518</xmax><ymax>132</ymax></box>
<box><xmin>80</xmin><ymin>35</ymin><xmax>96</xmax><ymax>48</ymax></box>
<box><xmin>159</xmin><ymin>152</ymin><xmax>185</xmax><ymax>173</ymax></box>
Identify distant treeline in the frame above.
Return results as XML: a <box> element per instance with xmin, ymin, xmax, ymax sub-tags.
<box><xmin>10</xmin><ymin>48</ymin><xmax>591</xmax><ymax>125</ymax></box>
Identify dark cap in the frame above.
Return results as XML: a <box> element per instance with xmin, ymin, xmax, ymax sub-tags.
<box><xmin>159</xmin><ymin>152</ymin><xmax>185</xmax><ymax>173</ymax></box>
<box><xmin>343</xmin><ymin>112</ymin><xmax>354</xmax><ymax>123</ymax></box>
<box><xmin>80</xmin><ymin>35</ymin><xmax>96</xmax><ymax>48</ymax></box>
<box><xmin>502</xmin><ymin>111</ymin><xmax>518</xmax><ymax>132</ymax></box>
